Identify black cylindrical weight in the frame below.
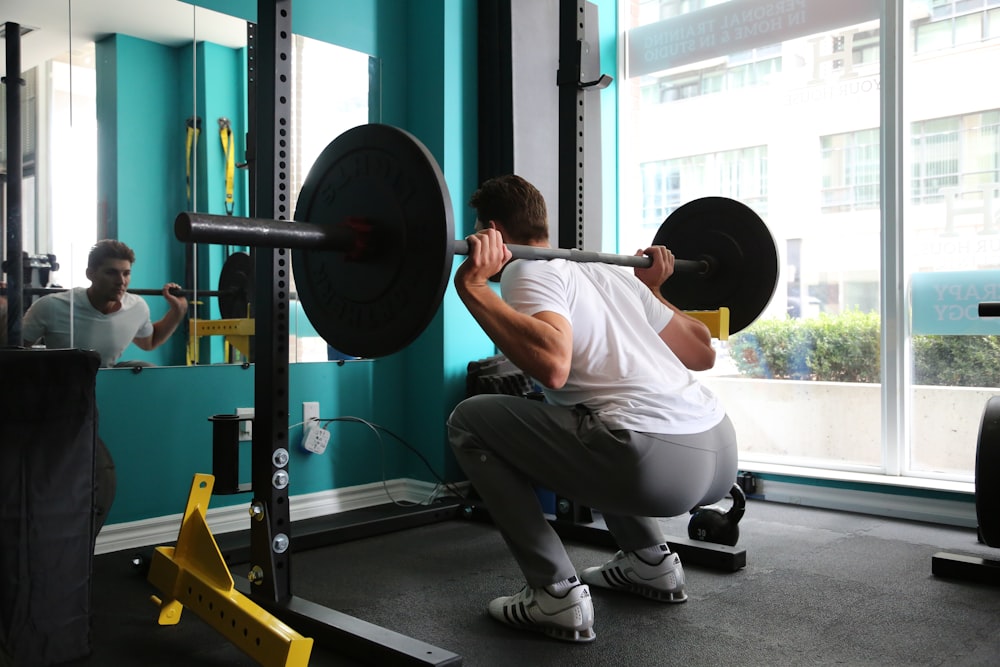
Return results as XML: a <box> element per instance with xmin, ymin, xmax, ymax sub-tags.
<box><xmin>654</xmin><ymin>196</ymin><xmax>779</xmax><ymax>333</ymax></box>
<box><xmin>209</xmin><ymin>414</ymin><xmax>246</xmax><ymax>495</ymax></box>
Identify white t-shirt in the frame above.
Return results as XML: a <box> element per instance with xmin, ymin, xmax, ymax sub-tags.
<box><xmin>500</xmin><ymin>258</ymin><xmax>725</xmax><ymax>435</ymax></box>
<box><xmin>22</xmin><ymin>287</ymin><xmax>155</xmax><ymax>367</ymax></box>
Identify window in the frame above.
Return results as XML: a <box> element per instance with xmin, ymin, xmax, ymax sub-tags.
<box><xmin>628</xmin><ymin>147</ymin><xmax>767</xmax><ymax>255</ymax></box>
<box><xmin>911</xmin><ymin>111</ymin><xmax>1000</xmax><ymax>206</ymax></box>
<box><xmin>639</xmin><ymin>47</ymin><xmax>782</xmax><ymax>104</ymax></box>
<box><xmin>821</xmin><ymin>129</ymin><xmax>881</xmax><ymax>211</ymax></box>
<box><xmin>915</xmin><ymin>2</ymin><xmax>1000</xmax><ymax>52</ymax></box>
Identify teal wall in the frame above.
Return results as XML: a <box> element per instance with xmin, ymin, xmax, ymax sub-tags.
<box><xmin>97</xmin><ymin>361</ymin><xmax>396</xmax><ymax>524</ymax></box>
<box><xmin>95</xmin><ymin>0</ymin><xmax>497</xmax><ymax>526</ymax></box>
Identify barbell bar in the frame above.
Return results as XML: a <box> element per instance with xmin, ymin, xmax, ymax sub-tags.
<box><xmin>13</xmin><ymin>286</ymin><xmax>230</xmax><ymax>298</ymax></box>
<box><xmin>173</xmin><ymin>123</ymin><xmax>779</xmax><ymax>358</ymax></box>
<box><xmin>8</xmin><ymin>251</ymin><xmax>256</xmax><ymax>320</ymax></box>
<box><xmin>176</xmin><ymin>213</ymin><xmax>711</xmax><ymax>275</ymax></box>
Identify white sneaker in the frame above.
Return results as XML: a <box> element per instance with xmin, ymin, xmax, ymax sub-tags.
<box><xmin>487</xmin><ymin>581</ymin><xmax>596</xmax><ymax>643</ymax></box>
<box><xmin>580</xmin><ymin>549</ymin><xmax>687</xmax><ymax>603</ymax></box>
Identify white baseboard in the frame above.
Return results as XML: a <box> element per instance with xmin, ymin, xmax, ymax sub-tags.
<box><xmin>758</xmin><ymin>478</ymin><xmax>978</xmax><ymax>528</ymax></box>
<box><xmin>98</xmin><ymin>475</ymin><xmax>976</xmax><ymax>557</ymax></box>
<box><xmin>95</xmin><ymin>478</ymin><xmax>464</xmax><ymax>556</ymax></box>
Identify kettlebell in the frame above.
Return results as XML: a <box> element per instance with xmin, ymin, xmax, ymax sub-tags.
<box><xmin>687</xmin><ymin>482</ymin><xmax>746</xmax><ymax>547</ymax></box>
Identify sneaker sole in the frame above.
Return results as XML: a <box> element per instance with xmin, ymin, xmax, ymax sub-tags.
<box><xmin>544</xmin><ymin>626</ymin><xmax>597</xmax><ymax>643</ymax></box>
<box><xmin>491</xmin><ymin>611</ymin><xmax>598</xmax><ymax>643</ymax></box>
<box><xmin>585</xmin><ymin>569</ymin><xmax>688</xmax><ymax>603</ymax></box>
<box><xmin>491</xmin><ymin>600</ymin><xmax>597</xmax><ymax>643</ymax></box>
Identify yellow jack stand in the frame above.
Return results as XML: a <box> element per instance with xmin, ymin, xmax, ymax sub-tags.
<box><xmin>187</xmin><ymin>318</ymin><xmax>256</xmax><ymax>364</ymax></box>
<box><xmin>687</xmin><ymin>306</ymin><xmax>730</xmax><ymax>340</ymax></box>
<box><xmin>147</xmin><ymin>474</ymin><xmax>313</xmax><ymax>667</ymax></box>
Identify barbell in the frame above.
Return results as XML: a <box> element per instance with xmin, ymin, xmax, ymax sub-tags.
<box><xmin>174</xmin><ymin>123</ymin><xmax>779</xmax><ymax>358</ymax></box>
<box><xmin>16</xmin><ymin>286</ymin><xmax>229</xmax><ymax>298</ymax></box>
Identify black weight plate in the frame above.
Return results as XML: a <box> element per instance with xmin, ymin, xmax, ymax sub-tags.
<box><xmin>653</xmin><ymin>197</ymin><xmax>778</xmax><ymax>334</ymax></box>
<box><xmin>218</xmin><ymin>251</ymin><xmax>254</xmax><ymax>319</ymax></box>
<box><xmin>291</xmin><ymin>124</ymin><xmax>454</xmax><ymax>358</ymax></box>
<box><xmin>976</xmin><ymin>396</ymin><xmax>1000</xmax><ymax>547</ymax></box>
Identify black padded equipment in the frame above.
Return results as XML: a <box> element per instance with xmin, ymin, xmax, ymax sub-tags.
<box><xmin>976</xmin><ymin>396</ymin><xmax>1000</xmax><ymax>547</ymax></box>
<box><xmin>0</xmin><ymin>349</ymin><xmax>100</xmax><ymax>665</ymax></box>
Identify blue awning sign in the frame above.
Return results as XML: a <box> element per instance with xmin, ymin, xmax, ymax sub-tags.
<box><xmin>911</xmin><ymin>271</ymin><xmax>1000</xmax><ymax>335</ymax></box>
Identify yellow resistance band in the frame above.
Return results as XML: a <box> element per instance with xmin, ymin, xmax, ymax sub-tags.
<box><xmin>185</xmin><ymin>116</ymin><xmax>202</xmax><ymax>204</ymax></box>
<box><xmin>219</xmin><ymin>117</ymin><xmax>236</xmax><ymax>215</ymax></box>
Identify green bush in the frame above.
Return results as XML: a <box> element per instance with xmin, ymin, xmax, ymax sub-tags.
<box><xmin>728</xmin><ymin>311</ymin><xmax>1000</xmax><ymax>387</ymax></box>
<box><xmin>911</xmin><ymin>335</ymin><xmax>1000</xmax><ymax>387</ymax></box>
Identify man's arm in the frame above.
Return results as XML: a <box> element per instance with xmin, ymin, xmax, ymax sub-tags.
<box><xmin>634</xmin><ymin>246</ymin><xmax>716</xmax><ymax>371</ymax></box>
<box><xmin>20</xmin><ymin>297</ymin><xmax>49</xmax><ymax>345</ymax></box>
<box><xmin>133</xmin><ymin>283</ymin><xmax>188</xmax><ymax>351</ymax></box>
<box><xmin>455</xmin><ymin>229</ymin><xmax>573</xmax><ymax>389</ymax></box>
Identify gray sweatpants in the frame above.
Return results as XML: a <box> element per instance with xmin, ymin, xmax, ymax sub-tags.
<box><xmin>447</xmin><ymin>394</ymin><xmax>738</xmax><ymax>588</ymax></box>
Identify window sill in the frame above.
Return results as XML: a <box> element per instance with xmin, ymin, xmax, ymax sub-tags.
<box><xmin>737</xmin><ymin>461</ymin><xmax>977</xmax><ymax>528</ymax></box>
<box><xmin>740</xmin><ymin>461</ymin><xmax>975</xmax><ymax>496</ymax></box>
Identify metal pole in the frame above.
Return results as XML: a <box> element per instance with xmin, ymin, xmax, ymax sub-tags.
<box><xmin>4</xmin><ymin>22</ymin><xmax>24</xmax><ymax>345</ymax></box>
<box><xmin>251</xmin><ymin>0</ymin><xmax>293</xmax><ymax>607</ymax></box>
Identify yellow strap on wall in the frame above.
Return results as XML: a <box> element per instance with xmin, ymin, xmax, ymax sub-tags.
<box><xmin>185</xmin><ymin>117</ymin><xmax>202</xmax><ymax>204</ymax></box>
<box><xmin>219</xmin><ymin>117</ymin><xmax>236</xmax><ymax>215</ymax></box>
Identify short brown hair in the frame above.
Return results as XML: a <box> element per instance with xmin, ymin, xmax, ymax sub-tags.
<box><xmin>468</xmin><ymin>174</ymin><xmax>549</xmax><ymax>245</ymax></box>
<box><xmin>88</xmin><ymin>239</ymin><xmax>136</xmax><ymax>270</ymax></box>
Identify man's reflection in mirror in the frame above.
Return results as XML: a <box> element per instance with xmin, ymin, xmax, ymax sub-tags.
<box><xmin>21</xmin><ymin>240</ymin><xmax>188</xmax><ymax>367</ymax></box>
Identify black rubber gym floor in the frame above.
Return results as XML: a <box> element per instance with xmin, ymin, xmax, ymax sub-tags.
<box><xmin>65</xmin><ymin>499</ymin><xmax>1000</xmax><ymax>666</ymax></box>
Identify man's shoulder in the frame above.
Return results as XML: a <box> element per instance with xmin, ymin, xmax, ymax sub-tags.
<box><xmin>26</xmin><ymin>288</ymin><xmax>75</xmax><ymax>312</ymax></box>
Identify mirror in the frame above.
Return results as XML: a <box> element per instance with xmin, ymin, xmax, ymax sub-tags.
<box><xmin>2</xmin><ymin>0</ymin><xmax>378</xmax><ymax>367</ymax></box>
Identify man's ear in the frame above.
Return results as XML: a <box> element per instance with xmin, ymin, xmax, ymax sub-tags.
<box><xmin>85</xmin><ymin>266</ymin><xmax>95</xmax><ymax>281</ymax></box>
<box><xmin>473</xmin><ymin>219</ymin><xmax>496</xmax><ymax>233</ymax></box>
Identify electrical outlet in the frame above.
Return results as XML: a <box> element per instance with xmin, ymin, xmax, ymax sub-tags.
<box><xmin>236</xmin><ymin>407</ymin><xmax>254</xmax><ymax>441</ymax></box>
<box><xmin>303</xmin><ymin>401</ymin><xmax>320</xmax><ymax>426</ymax></box>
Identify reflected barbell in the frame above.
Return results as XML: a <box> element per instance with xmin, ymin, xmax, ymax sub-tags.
<box><xmin>174</xmin><ymin>123</ymin><xmax>779</xmax><ymax>358</ymax></box>
<box><xmin>16</xmin><ymin>286</ymin><xmax>230</xmax><ymax>298</ymax></box>
<box><xmin>7</xmin><ymin>252</ymin><xmax>255</xmax><ymax>319</ymax></box>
